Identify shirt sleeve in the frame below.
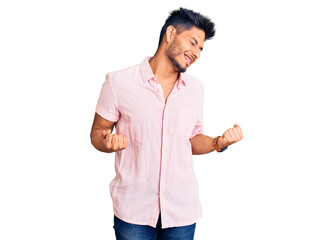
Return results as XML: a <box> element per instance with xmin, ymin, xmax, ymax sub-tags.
<box><xmin>189</xmin><ymin>85</ymin><xmax>205</xmax><ymax>139</ymax></box>
<box><xmin>95</xmin><ymin>73</ymin><xmax>120</xmax><ymax>122</ymax></box>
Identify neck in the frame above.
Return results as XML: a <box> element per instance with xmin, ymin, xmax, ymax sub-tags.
<box><xmin>149</xmin><ymin>49</ymin><xmax>179</xmax><ymax>84</ymax></box>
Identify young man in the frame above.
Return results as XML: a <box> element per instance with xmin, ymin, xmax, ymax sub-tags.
<box><xmin>90</xmin><ymin>7</ymin><xmax>243</xmax><ymax>240</ymax></box>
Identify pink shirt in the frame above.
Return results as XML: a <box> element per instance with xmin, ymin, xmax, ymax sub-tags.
<box><xmin>95</xmin><ymin>56</ymin><xmax>205</xmax><ymax>229</ymax></box>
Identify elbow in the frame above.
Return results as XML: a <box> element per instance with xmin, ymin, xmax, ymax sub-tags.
<box><xmin>90</xmin><ymin>131</ymin><xmax>96</xmax><ymax>147</ymax></box>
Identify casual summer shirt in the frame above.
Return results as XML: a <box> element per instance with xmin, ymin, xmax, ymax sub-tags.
<box><xmin>95</xmin><ymin>56</ymin><xmax>205</xmax><ymax>229</ymax></box>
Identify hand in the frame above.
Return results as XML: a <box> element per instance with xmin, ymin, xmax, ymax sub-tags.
<box><xmin>218</xmin><ymin>123</ymin><xmax>244</xmax><ymax>148</ymax></box>
<box><xmin>102</xmin><ymin>129</ymin><xmax>128</xmax><ymax>152</ymax></box>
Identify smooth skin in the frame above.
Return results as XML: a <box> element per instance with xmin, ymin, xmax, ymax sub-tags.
<box><xmin>218</xmin><ymin>124</ymin><xmax>243</xmax><ymax>149</ymax></box>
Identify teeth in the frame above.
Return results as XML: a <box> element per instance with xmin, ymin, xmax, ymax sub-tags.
<box><xmin>185</xmin><ymin>55</ymin><xmax>191</xmax><ymax>63</ymax></box>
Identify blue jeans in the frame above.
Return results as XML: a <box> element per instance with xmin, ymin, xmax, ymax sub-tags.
<box><xmin>113</xmin><ymin>212</ymin><xmax>196</xmax><ymax>240</ymax></box>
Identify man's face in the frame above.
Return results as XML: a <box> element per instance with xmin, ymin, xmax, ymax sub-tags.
<box><xmin>166</xmin><ymin>26</ymin><xmax>205</xmax><ymax>73</ymax></box>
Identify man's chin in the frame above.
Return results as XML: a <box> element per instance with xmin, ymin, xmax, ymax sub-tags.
<box><xmin>175</xmin><ymin>63</ymin><xmax>187</xmax><ymax>73</ymax></box>
<box><xmin>168</xmin><ymin>55</ymin><xmax>187</xmax><ymax>73</ymax></box>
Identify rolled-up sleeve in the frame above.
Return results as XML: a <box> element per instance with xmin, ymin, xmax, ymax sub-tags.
<box><xmin>95</xmin><ymin>73</ymin><xmax>120</xmax><ymax>122</ymax></box>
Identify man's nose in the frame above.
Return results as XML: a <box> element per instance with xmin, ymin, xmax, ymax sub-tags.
<box><xmin>193</xmin><ymin>50</ymin><xmax>200</xmax><ymax>60</ymax></box>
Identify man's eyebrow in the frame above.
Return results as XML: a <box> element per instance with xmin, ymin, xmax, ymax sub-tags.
<box><xmin>191</xmin><ymin>37</ymin><xmax>203</xmax><ymax>51</ymax></box>
<box><xmin>191</xmin><ymin>37</ymin><xmax>198</xmax><ymax>44</ymax></box>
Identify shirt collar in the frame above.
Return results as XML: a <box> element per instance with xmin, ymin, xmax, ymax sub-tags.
<box><xmin>140</xmin><ymin>56</ymin><xmax>187</xmax><ymax>89</ymax></box>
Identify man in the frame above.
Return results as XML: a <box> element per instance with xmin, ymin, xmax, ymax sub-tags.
<box><xmin>90</xmin><ymin>7</ymin><xmax>243</xmax><ymax>240</ymax></box>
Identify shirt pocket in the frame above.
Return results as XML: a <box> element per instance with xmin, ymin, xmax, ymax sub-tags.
<box><xmin>177</xmin><ymin>107</ymin><xmax>196</xmax><ymax>137</ymax></box>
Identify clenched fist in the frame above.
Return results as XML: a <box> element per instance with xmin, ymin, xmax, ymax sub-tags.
<box><xmin>102</xmin><ymin>129</ymin><xmax>128</xmax><ymax>152</ymax></box>
<box><xmin>218</xmin><ymin>123</ymin><xmax>244</xmax><ymax>148</ymax></box>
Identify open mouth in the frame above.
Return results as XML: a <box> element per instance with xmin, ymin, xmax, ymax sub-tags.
<box><xmin>184</xmin><ymin>54</ymin><xmax>193</xmax><ymax>65</ymax></box>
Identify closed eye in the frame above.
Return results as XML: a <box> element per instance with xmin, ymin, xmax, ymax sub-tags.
<box><xmin>190</xmin><ymin>37</ymin><xmax>203</xmax><ymax>51</ymax></box>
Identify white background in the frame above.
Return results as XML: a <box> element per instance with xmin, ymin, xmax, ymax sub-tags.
<box><xmin>1</xmin><ymin>0</ymin><xmax>332</xmax><ymax>239</ymax></box>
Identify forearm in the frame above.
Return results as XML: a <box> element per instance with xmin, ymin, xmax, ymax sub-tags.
<box><xmin>190</xmin><ymin>134</ymin><xmax>222</xmax><ymax>155</ymax></box>
<box><xmin>90</xmin><ymin>129</ymin><xmax>114</xmax><ymax>153</ymax></box>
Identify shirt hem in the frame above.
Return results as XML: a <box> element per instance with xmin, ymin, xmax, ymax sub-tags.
<box><xmin>113</xmin><ymin>210</ymin><xmax>156</xmax><ymax>227</ymax></box>
<box><xmin>113</xmin><ymin>210</ymin><xmax>202</xmax><ymax>229</ymax></box>
<box><xmin>161</xmin><ymin>213</ymin><xmax>202</xmax><ymax>229</ymax></box>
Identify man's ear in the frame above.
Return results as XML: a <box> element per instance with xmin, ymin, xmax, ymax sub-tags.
<box><xmin>165</xmin><ymin>25</ymin><xmax>177</xmax><ymax>43</ymax></box>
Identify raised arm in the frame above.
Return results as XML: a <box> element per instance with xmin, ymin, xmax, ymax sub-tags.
<box><xmin>90</xmin><ymin>113</ymin><xmax>127</xmax><ymax>153</ymax></box>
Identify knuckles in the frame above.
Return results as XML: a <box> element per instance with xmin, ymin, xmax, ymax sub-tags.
<box><xmin>106</xmin><ymin>133</ymin><xmax>128</xmax><ymax>151</ymax></box>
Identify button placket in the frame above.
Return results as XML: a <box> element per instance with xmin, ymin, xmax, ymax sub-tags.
<box><xmin>159</xmin><ymin>90</ymin><xmax>170</xmax><ymax>219</ymax></box>
<box><xmin>158</xmin><ymin>78</ymin><xmax>181</xmax><ymax>220</ymax></box>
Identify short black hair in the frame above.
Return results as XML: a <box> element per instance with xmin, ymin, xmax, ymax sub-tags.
<box><xmin>158</xmin><ymin>7</ymin><xmax>216</xmax><ymax>47</ymax></box>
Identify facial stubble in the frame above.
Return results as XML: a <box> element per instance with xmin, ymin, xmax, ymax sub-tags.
<box><xmin>166</xmin><ymin>39</ymin><xmax>187</xmax><ymax>73</ymax></box>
